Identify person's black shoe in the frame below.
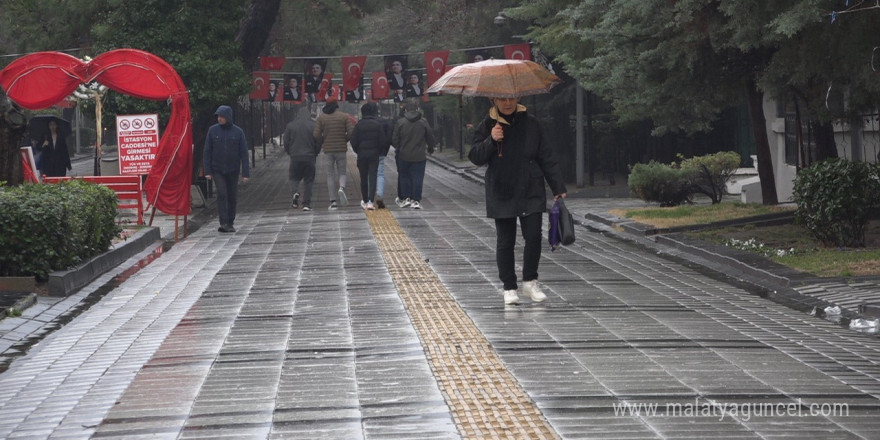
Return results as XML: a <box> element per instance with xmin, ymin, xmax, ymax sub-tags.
<box><xmin>227</xmin><ymin>225</ymin><xmax>236</xmax><ymax>232</ymax></box>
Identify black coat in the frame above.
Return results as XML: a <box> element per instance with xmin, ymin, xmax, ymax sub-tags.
<box><xmin>39</xmin><ymin>133</ymin><xmax>71</xmax><ymax>177</ymax></box>
<box><xmin>469</xmin><ymin>108</ymin><xmax>566</xmax><ymax>219</ymax></box>
<box><xmin>350</xmin><ymin>116</ymin><xmax>390</xmax><ymax>162</ymax></box>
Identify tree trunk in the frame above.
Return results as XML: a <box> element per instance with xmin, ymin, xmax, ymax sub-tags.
<box><xmin>0</xmin><ymin>94</ymin><xmax>27</xmax><ymax>186</ymax></box>
<box><xmin>745</xmin><ymin>80</ymin><xmax>778</xmax><ymax>205</ymax></box>
<box><xmin>810</xmin><ymin>120</ymin><xmax>838</xmax><ymax>162</ymax></box>
<box><xmin>235</xmin><ymin>0</ymin><xmax>282</xmax><ymax>70</ymax></box>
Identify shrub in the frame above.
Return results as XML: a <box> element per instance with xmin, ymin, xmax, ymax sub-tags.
<box><xmin>0</xmin><ymin>180</ymin><xmax>120</xmax><ymax>278</ymax></box>
<box><xmin>628</xmin><ymin>161</ymin><xmax>692</xmax><ymax>206</ymax></box>
<box><xmin>679</xmin><ymin>151</ymin><xmax>741</xmax><ymax>204</ymax></box>
<box><xmin>792</xmin><ymin>159</ymin><xmax>880</xmax><ymax>247</ymax></box>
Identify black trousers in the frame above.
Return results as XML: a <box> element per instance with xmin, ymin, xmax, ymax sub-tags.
<box><xmin>357</xmin><ymin>158</ymin><xmax>380</xmax><ymax>203</ymax></box>
<box><xmin>494</xmin><ymin>212</ymin><xmax>542</xmax><ymax>291</ymax></box>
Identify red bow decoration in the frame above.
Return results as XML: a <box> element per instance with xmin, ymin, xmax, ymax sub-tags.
<box><xmin>0</xmin><ymin>49</ymin><xmax>193</xmax><ymax>216</ymax></box>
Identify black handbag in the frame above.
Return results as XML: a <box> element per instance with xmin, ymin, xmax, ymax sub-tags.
<box><xmin>557</xmin><ymin>198</ymin><xmax>575</xmax><ymax>245</ymax></box>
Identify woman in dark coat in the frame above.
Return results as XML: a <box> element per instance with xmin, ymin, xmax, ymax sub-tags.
<box><xmin>350</xmin><ymin>102</ymin><xmax>390</xmax><ymax>210</ymax></box>
<box><xmin>469</xmin><ymin>97</ymin><xmax>567</xmax><ymax>305</ymax></box>
<box><xmin>39</xmin><ymin>119</ymin><xmax>72</xmax><ymax>177</ymax></box>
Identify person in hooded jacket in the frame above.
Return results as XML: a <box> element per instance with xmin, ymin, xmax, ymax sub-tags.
<box><xmin>204</xmin><ymin>105</ymin><xmax>250</xmax><ymax>233</ymax></box>
<box><xmin>391</xmin><ymin>99</ymin><xmax>436</xmax><ymax>210</ymax></box>
<box><xmin>313</xmin><ymin>95</ymin><xmax>354</xmax><ymax>209</ymax></box>
<box><xmin>283</xmin><ymin>106</ymin><xmax>320</xmax><ymax>211</ymax></box>
<box><xmin>350</xmin><ymin>102</ymin><xmax>390</xmax><ymax>210</ymax></box>
<box><xmin>469</xmin><ymin>97</ymin><xmax>567</xmax><ymax>306</ymax></box>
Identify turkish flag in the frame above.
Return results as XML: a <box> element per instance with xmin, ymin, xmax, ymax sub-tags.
<box><xmin>504</xmin><ymin>43</ymin><xmax>531</xmax><ymax>61</ymax></box>
<box><xmin>424</xmin><ymin>50</ymin><xmax>450</xmax><ymax>87</ymax></box>
<box><xmin>259</xmin><ymin>56</ymin><xmax>285</xmax><ymax>71</ymax></box>
<box><xmin>317</xmin><ymin>73</ymin><xmax>334</xmax><ymax>101</ymax></box>
<box><xmin>371</xmin><ymin>71</ymin><xmax>388</xmax><ymax>100</ymax></box>
<box><xmin>341</xmin><ymin>56</ymin><xmax>367</xmax><ymax>92</ymax></box>
<box><xmin>250</xmin><ymin>72</ymin><xmax>269</xmax><ymax>100</ymax></box>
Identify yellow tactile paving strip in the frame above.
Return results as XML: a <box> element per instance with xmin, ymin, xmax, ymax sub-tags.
<box><xmin>365</xmin><ymin>208</ymin><xmax>560</xmax><ymax>439</ymax></box>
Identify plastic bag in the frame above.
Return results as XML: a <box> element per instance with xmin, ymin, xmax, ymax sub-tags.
<box><xmin>548</xmin><ymin>198</ymin><xmax>575</xmax><ymax>251</ymax></box>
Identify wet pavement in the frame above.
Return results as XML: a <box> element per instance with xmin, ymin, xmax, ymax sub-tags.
<box><xmin>1</xmin><ymin>144</ymin><xmax>879</xmax><ymax>438</ymax></box>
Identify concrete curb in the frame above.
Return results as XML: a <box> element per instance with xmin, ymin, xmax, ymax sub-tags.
<box><xmin>6</xmin><ymin>293</ymin><xmax>38</xmax><ymax>317</ymax></box>
<box><xmin>48</xmin><ymin>227</ymin><xmax>162</xmax><ymax>296</ymax></box>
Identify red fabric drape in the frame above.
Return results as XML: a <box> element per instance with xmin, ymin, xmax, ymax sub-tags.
<box><xmin>0</xmin><ymin>49</ymin><xmax>193</xmax><ymax>216</ymax></box>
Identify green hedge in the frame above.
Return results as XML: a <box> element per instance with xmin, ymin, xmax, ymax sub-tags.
<box><xmin>793</xmin><ymin>159</ymin><xmax>880</xmax><ymax>248</ymax></box>
<box><xmin>628</xmin><ymin>161</ymin><xmax>693</xmax><ymax>206</ymax></box>
<box><xmin>0</xmin><ymin>180</ymin><xmax>120</xmax><ymax>279</ymax></box>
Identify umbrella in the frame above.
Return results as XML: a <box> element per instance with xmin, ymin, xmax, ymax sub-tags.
<box><xmin>426</xmin><ymin>59</ymin><xmax>561</xmax><ymax>98</ymax></box>
<box><xmin>27</xmin><ymin>115</ymin><xmax>72</xmax><ymax>144</ymax></box>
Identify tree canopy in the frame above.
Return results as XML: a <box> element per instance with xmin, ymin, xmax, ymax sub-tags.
<box><xmin>509</xmin><ymin>0</ymin><xmax>880</xmax><ymax>134</ymax></box>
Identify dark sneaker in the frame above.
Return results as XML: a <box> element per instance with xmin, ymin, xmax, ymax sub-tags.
<box><xmin>292</xmin><ymin>192</ymin><xmax>300</xmax><ymax>208</ymax></box>
<box><xmin>302</xmin><ymin>205</ymin><xmax>312</xmax><ymax>211</ymax></box>
<box><xmin>329</xmin><ymin>200</ymin><xmax>338</xmax><ymax>210</ymax></box>
<box><xmin>218</xmin><ymin>224</ymin><xmax>233</xmax><ymax>233</ymax></box>
<box><xmin>227</xmin><ymin>225</ymin><xmax>236</xmax><ymax>233</ymax></box>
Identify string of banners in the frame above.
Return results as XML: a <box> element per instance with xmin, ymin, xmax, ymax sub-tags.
<box><xmin>249</xmin><ymin>43</ymin><xmax>532</xmax><ymax>103</ymax></box>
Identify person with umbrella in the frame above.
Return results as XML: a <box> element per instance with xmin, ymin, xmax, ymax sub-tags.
<box><xmin>37</xmin><ymin>118</ymin><xmax>72</xmax><ymax>177</ymax></box>
<box><xmin>430</xmin><ymin>59</ymin><xmax>566</xmax><ymax>305</ymax></box>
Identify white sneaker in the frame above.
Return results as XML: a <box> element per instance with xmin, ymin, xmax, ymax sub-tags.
<box><xmin>411</xmin><ymin>200</ymin><xmax>421</xmax><ymax>210</ymax></box>
<box><xmin>395</xmin><ymin>197</ymin><xmax>405</xmax><ymax>208</ymax></box>
<box><xmin>523</xmin><ymin>280</ymin><xmax>547</xmax><ymax>302</ymax></box>
<box><xmin>329</xmin><ymin>201</ymin><xmax>338</xmax><ymax>210</ymax></box>
<box><xmin>361</xmin><ymin>200</ymin><xmax>368</xmax><ymax>209</ymax></box>
<box><xmin>366</xmin><ymin>202</ymin><xmax>376</xmax><ymax>210</ymax></box>
<box><xmin>503</xmin><ymin>289</ymin><xmax>520</xmax><ymax>305</ymax></box>
<box><xmin>337</xmin><ymin>187</ymin><xmax>348</xmax><ymax>206</ymax></box>
<box><xmin>401</xmin><ymin>198</ymin><xmax>413</xmax><ymax>208</ymax></box>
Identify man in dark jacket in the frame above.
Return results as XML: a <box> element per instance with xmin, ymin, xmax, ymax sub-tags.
<box><xmin>391</xmin><ymin>99</ymin><xmax>435</xmax><ymax>210</ymax></box>
<box><xmin>469</xmin><ymin>97</ymin><xmax>567</xmax><ymax>305</ymax></box>
<box><xmin>204</xmin><ymin>105</ymin><xmax>250</xmax><ymax>233</ymax></box>
<box><xmin>350</xmin><ymin>102</ymin><xmax>390</xmax><ymax>210</ymax></box>
<box><xmin>283</xmin><ymin>107</ymin><xmax>320</xmax><ymax>211</ymax></box>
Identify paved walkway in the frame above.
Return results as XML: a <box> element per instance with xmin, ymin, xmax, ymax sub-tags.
<box><xmin>1</xmin><ymin>146</ymin><xmax>879</xmax><ymax>438</ymax></box>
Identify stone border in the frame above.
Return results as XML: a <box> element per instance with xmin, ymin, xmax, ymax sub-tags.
<box><xmin>48</xmin><ymin>227</ymin><xmax>162</xmax><ymax>296</ymax></box>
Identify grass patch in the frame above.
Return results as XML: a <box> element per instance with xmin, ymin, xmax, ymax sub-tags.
<box><xmin>688</xmin><ymin>221</ymin><xmax>880</xmax><ymax>277</ymax></box>
<box><xmin>610</xmin><ymin>202</ymin><xmax>793</xmax><ymax>229</ymax></box>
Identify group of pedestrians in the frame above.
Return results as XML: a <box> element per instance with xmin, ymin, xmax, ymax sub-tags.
<box><xmin>280</xmin><ymin>96</ymin><xmax>436</xmax><ymax>212</ymax></box>
<box><xmin>202</xmin><ymin>94</ymin><xmax>567</xmax><ymax>306</ymax></box>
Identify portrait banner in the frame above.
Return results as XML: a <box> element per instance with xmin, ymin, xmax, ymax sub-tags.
<box><xmin>384</xmin><ymin>55</ymin><xmax>408</xmax><ymax>90</ymax></box>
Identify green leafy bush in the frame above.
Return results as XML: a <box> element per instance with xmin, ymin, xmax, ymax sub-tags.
<box><xmin>628</xmin><ymin>161</ymin><xmax>692</xmax><ymax>206</ymax></box>
<box><xmin>792</xmin><ymin>159</ymin><xmax>880</xmax><ymax>247</ymax></box>
<box><xmin>0</xmin><ymin>180</ymin><xmax>120</xmax><ymax>279</ymax></box>
<box><xmin>679</xmin><ymin>151</ymin><xmax>741</xmax><ymax>204</ymax></box>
